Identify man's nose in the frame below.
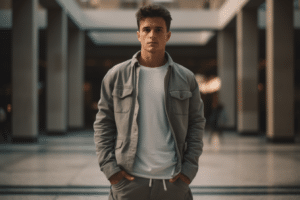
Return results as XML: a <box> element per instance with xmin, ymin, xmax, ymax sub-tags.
<box><xmin>149</xmin><ymin>30</ymin><xmax>155</xmax><ymax>38</ymax></box>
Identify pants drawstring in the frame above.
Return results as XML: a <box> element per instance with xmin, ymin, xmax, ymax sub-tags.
<box><xmin>149</xmin><ymin>178</ymin><xmax>152</xmax><ymax>187</ymax></box>
<box><xmin>149</xmin><ymin>178</ymin><xmax>167</xmax><ymax>191</ymax></box>
<box><xmin>162</xmin><ymin>179</ymin><xmax>167</xmax><ymax>191</ymax></box>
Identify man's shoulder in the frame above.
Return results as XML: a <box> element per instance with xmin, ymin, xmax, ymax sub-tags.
<box><xmin>104</xmin><ymin>59</ymin><xmax>132</xmax><ymax>80</ymax></box>
<box><xmin>171</xmin><ymin>62</ymin><xmax>198</xmax><ymax>90</ymax></box>
<box><xmin>173</xmin><ymin>62</ymin><xmax>195</xmax><ymax>79</ymax></box>
<box><xmin>108</xmin><ymin>59</ymin><xmax>132</xmax><ymax>75</ymax></box>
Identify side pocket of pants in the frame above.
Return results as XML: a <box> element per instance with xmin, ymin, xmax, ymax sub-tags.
<box><xmin>108</xmin><ymin>186</ymin><xmax>115</xmax><ymax>200</ymax></box>
<box><xmin>184</xmin><ymin>188</ymin><xmax>193</xmax><ymax>200</ymax></box>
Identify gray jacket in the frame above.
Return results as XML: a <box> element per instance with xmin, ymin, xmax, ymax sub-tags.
<box><xmin>94</xmin><ymin>51</ymin><xmax>206</xmax><ymax>182</ymax></box>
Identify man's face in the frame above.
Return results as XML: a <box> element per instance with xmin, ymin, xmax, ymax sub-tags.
<box><xmin>137</xmin><ymin>17</ymin><xmax>171</xmax><ymax>53</ymax></box>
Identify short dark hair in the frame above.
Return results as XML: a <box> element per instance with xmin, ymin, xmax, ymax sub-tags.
<box><xmin>135</xmin><ymin>4</ymin><xmax>172</xmax><ymax>32</ymax></box>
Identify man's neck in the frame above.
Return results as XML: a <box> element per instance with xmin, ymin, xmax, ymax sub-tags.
<box><xmin>138</xmin><ymin>50</ymin><xmax>167</xmax><ymax>68</ymax></box>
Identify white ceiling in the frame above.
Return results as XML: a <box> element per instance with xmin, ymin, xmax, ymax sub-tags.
<box><xmin>1</xmin><ymin>0</ymin><xmax>300</xmax><ymax>46</ymax></box>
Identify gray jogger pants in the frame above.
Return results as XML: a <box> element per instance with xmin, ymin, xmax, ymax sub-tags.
<box><xmin>108</xmin><ymin>176</ymin><xmax>193</xmax><ymax>200</ymax></box>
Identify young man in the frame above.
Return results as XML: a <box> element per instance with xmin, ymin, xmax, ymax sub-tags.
<box><xmin>94</xmin><ymin>4</ymin><xmax>206</xmax><ymax>200</ymax></box>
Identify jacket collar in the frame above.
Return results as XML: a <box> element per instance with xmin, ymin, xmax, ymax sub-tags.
<box><xmin>131</xmin><ymin>50</ymin><xmax>175</xmax><ymax>68</ymax></box>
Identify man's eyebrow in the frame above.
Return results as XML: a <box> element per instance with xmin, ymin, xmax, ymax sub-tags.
<box><xmin>142</xmin><ymin>26</ymin><xmax>163</xmax><ymax>29</ymax></box>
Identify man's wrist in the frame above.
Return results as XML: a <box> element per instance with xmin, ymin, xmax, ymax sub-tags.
<box><xmin>180</xmin><ymin>173</ymin><xmax>191</xmax><ymax>184</ymax></box>
<box><xmin>109</xmin><ymin>170</ymin><xmax>123</xmax><ymax>180</ymax></box>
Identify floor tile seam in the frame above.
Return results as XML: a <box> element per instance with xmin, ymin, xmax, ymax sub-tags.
<box><xmin>0</xmin><ymin>185</ymin><xmax>110</xmax><ymax>188</ymax></box>
<box><xmin>1</xmin><ymin>190</ymin><xmax>300</xmax><ymax>196</ymax></box>
<box><xmin>2</xmin><ymin>185</ymin><xmax>300</xmax><ymax>189</ymax></box>
<box><xmin>1</xmin><ymin>186</ymin><xmax>300</xmax><ymax>195</ymax></box>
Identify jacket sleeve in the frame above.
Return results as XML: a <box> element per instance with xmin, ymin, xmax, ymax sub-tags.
<box><xmin>181</xmin><ymin>77</ymin><xmax>206</xmax><ymax>182</ymax></box>
<box><xmin>93</xmin><ymin>73</ymin><xmax>122</xmax><ymax>180</ymax></box>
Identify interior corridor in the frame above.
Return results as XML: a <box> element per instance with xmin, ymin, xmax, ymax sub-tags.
<box><xmin>0</xmin><ymin>130</ymin><xmax>299</xmax><ymax>200</ymax></box>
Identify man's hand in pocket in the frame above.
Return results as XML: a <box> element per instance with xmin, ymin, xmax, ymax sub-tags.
<box><xmin>169</xmin><ymin>173</ymin><xmax>191</xmax><ymax>184</ymax></box>
<box><xmin>109</xmin><ymin>170</ymin><xmax>135</xmax><ymax>185</ymax></box>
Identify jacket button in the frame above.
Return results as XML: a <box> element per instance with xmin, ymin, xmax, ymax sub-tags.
<box><xmin>180</xmin><ymin>95</ymin><xmax>183</xmax><ymax>98</ymax></box>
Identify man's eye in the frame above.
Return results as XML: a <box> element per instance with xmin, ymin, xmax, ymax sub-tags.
<box><xmin>144</xmin><ymin>29</ymin><xmax>150</xmax><ymax>32</ymax></box>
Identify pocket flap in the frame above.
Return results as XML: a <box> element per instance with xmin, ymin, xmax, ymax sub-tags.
<box><xmin>115</xmin><ymin>139</ymin><xmax>123</xmax><ymax>149</ymax></box>
<box><xmin>112</xmin><ymin>86</ymin><xmax>133</xmax><ymax>98</ymax></box>
<box><xmin>170</xmin><ymin>91</ymin><xmax>192</xmax><ymax>100</ymax></box>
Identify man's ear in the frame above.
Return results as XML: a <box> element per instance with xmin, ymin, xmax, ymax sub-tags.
<box><xmin>137</xmin><ymin>31</ymin><xmax>141</xmax><ymax>42</ymax></box>
<box><xmin>166</xmin><ymin>31</ymin><xmax>171</xmax><ymax>42</ymax></box>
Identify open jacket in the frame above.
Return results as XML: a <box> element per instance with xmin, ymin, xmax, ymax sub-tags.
<box><xmin>94</xmin><ymin>51</ymin><xmax>206</xmax><ymax>182</ymax></box>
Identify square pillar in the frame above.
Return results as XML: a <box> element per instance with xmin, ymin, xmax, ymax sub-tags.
<box><xmin>266</xmin><ymin>0</ymin><xmax>294</xmax><ymax>142</ymax></box>
<box><xmin>217</xmin><ymin>27</ymin><xmax>236</xmax><ymax>129</ymax></box>
<box><xmin>12</xmin><ymin>0</ymin><xmax>38</xmax><ymax>142</ymax></box>
<box><xmin>236</xmin><ymin>8</ymin><xmax>259</xmax><ymax>135</ymax></box>
<box><xmin>68</xmin><ymin>27</ymin><xmax>85</xmax><ymax>129</ymax></box>
<box><xmin>46</xmin><ymin>8</ymin><xmax>68</xmax><ymax>134</ymax></box>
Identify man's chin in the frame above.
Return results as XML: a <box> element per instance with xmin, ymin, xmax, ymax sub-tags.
<box><xmin>144</xmin><ymin>47</ymin><xmax>162</xmax><ymax>53</ymax></box>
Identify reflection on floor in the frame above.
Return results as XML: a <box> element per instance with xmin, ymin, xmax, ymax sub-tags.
<box><xmin>0</xmin><ymin>130</ymin><xmax>300</xmax><ymax>200</ymax></box>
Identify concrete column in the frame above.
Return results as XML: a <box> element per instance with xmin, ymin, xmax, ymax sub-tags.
<box><xmin>68</xmin><ymin>27</ymin><xmax>85</xmax><ymax>129</ymax></box>
<box><xmin>217</xmin><ymin>28</ymin><xmax>236</xmax><ymax>129</ymax></box>
<box><xmin>46</xmin><ymin>8</ymin><xmax>68</xmax><ymax>134</ymax></box>
<box><xmin>12</xmin><ymin>0</ymin><xmax>38</xmax><ymax>142</ymax></box>
<box><xmin>266</xmin><ymin>0</ymin><xmax>294</xmax><ymax>142</ymax></box>
<box><xmin>236</xmin><ymin>8</ymin><xmax>259</xmax><ymax>135</ymax></box>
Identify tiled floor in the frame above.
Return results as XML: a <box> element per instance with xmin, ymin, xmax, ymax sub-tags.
<box><xmin>0</xmin><ymin>130</ymin><xmax>299</xmax><ymax>200</ymax></box>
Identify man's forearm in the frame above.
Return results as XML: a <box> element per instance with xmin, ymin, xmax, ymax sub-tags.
<box><xmin>94</xmin><ymin>74</ymin><xmax>121</xmax><ymax>180</ymax></box>
<box><xmin>94</xmin><ymin>127</ymin><xmax>121</xmax><ymax>180</ymax></box>
<box><xmin>181</xmin><ymin>80</ymin><xmax>206</xmax><ymax>182</ymax></box>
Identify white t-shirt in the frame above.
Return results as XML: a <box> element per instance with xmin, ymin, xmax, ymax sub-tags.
<box><xmin>131</xmin><ymin>62</ymin><xmax>177</xmax><ymax>179</ymax></box>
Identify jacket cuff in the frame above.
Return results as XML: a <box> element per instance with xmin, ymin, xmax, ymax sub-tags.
<box><xmin>181</xmin><ymin>162</ymin><xmax>198</xmax><ymax>183</ymax></box>
<box><xmin>101</xmin><ymin>162</ymin><xmax>122</xmax><ymax>180</ymax></box>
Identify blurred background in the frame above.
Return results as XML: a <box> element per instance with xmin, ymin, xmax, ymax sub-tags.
<box><xmin>0</xmin><ymin>0</ymin><xmax>300</xmax><ymax>199</ymax></box>
<box><xmin>0</xmin><ymin>0</ymin><xmax>299</xmax><ymax>141</ymax></box>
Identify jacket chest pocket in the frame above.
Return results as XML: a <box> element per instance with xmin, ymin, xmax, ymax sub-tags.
<box><xmin>170</xmin><ymin>91</ymin><xmax>192</xmax><ymax>115</ymax></box>
<box><xmin>112</xmin><ymin>86</ymin><xmax>133</xmax><ymax>113</ymax></box>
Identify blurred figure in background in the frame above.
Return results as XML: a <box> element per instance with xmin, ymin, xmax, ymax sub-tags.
<box><xmin>207</xmin><ymin>102</ymin><xmax>227</xmax><ymax>144</ymax></box>
<box><xmin>0</xmin><ymin>107</ymin><xmax>7</xmax><ymax>142</ymax></box>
